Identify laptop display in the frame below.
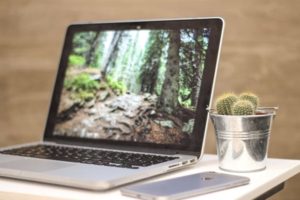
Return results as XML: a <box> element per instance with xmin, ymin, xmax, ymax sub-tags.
<box><xmin>45</xmin><ymin>19</ymin><xmax>223</xmax><ymax>150</ymax></box>
<box><xmin>54</xmin><ymin>29</ymin><xmax>208</xmax><ymax>144</ymax></box>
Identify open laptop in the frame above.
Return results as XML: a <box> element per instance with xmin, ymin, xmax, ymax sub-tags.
<box><xmin>0</xmin><ymin>18</ymin><xmax>224</xmax><ymax>190</ymax></box>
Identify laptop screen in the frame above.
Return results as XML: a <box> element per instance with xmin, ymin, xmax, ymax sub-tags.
<box><xmin>46</xmin><ymin>19</ymin><xmax>223</xmax><ymax>152</ymax></box>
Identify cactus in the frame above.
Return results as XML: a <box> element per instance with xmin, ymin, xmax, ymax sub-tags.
<box><xmin>239</xmin><ymin>92</ymin><xmax>259</xmax><ymax>110</ymax></box>
<box><xmin>232</xmin><ymin>100</ymin><xmax>255</xmax><ymax>115</ymax></box>
<box><xmin>215</xmin><ymin>93</ymin><xmax>238</xmax><ymax>115</ymax></box>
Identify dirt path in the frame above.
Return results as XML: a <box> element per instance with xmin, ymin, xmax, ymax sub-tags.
<box><xmin>54</xmin><ymin>92</ymin><xmax>191</xmax><ymax>145</ymax></box>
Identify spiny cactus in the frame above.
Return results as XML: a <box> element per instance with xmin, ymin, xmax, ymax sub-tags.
<box><xmin>232</xmin><ymin>100</ymin><xmax>255</xmax><ymax>115</ymax></box>
<box><xmin>216</xmin><ymin>93</ymin><xmax>238</xmax><ymax>115</ymax></box>
<box><xmin>239</xmin><ymin>92</ymin><xmax>259</xmax><ymax>110</ymax></box>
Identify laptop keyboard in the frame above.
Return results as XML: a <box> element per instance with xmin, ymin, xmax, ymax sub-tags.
<box><xmin>0</xmin><ymin>144</ymin><xmax>178</xmax><ymax>169</ymax></box>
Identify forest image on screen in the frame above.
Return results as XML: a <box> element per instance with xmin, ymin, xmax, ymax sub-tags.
<box><xmin>54</xmin><ymin>28</ymin><xmax>210</xmax><ymax>145</ymax></box>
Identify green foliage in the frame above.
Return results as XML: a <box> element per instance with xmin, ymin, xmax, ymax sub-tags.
<box><xmin>72</xmin><ymin>32</ymin><xmax>98</xmax><ymax>55</ymax></box>
<box><xmin>179</xmin><ymin>98</ymin><xmax>192</xmax><ymax>109</ymax></box>
<box><xmin>106</xmin><ymin>75</ymin><xmax>127</xmax><ymax>95</ymax></box>
<box><xmin>71</xmin><ymin>90</ymin><xmax>95</xmax><ymax>101</ymax></box>
<box><xmin>178</xmin><ymin>87</ymin><xmax>193</xmax><ymax>108</ymax></box>
<box><xmin>68</xmin><ymin>54</ymin><xmax>86</xmax><ymax>67</ymax></box>
<box><xmin>90</xmin><ymin>53</ymin><xmax>100</xmax><ymax>68</ymax></box>
<box><xmin>239</xmin><ymin>92</ymin><xmax>259</xmax><ymax>110</ymax></box>
<box><xmin>65</xmin><ymin>73</ymin><xmax>99</xmax><ymax>92</ymax></box>
<box><xmin>99</xmin><ymin>82</ymin><xmax>108</xmax><ymax>90</ymax></box>
<box><xmin>232</xmin><ymin>100</ymin><xmax>255</xmax><ymax>115</ymax></box>
<box><xmin>67</xmin><ymin>29</ymin><xmax>211</xmax><ymax>108</ymax></box>
<box><xmin>71</xmin><ymin>32</ymin><xmax>107</xmax><ymax>69</ymax></box>
<box><xmin>64</xmin><ymin>73</ymin><xmax>99</xmax><ymax>101</ymax></box>
<box><xmin>215</xmin><ymin>93</ymin><xmax>238</xmax><ymax>115</ymax></box>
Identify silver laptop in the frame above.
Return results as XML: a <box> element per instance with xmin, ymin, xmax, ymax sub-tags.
<box><xmin>0</xmin><ymin>18</ymin><xmax>224</xmax><ymax>190</ymax></box>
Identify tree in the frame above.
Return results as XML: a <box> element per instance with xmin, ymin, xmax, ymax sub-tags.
<box><xmin>101</xmin><ymin>31</ymin><xmax>124</xmax><ymax>76</ymax></box>
<box><xmin>190</xmin><ymin>29</ymin><xmax>203</xmax><ymax>107</ymax></box>
<box><xmin>140</xmin><ymin>31</ymin><xmax>166</xmax><ymax>94</ymax></box>
<box><xmin>158</xmin><ymin>30</ymin><xmax>181</xmax><ymax>114</ymax></box>
<box><xmin>84</xmin><ymin>32</ymin><xmax>102</xmax><ymax>67</ymax></box>
<box><xmin>72</xmin><ymin>32</ymin><xmax>97</xmax><ymax>56</ymax></box>
<box><xmin>69</xmin><ymin>31</ymin><xmax>100</xmax><ymax>68</ymax></box>
<box><xmin>119</xmin><ymin>32</ymin><xmax>140</xmax><ymax>92</ymax></box>
<box><xmin>178</xmin><ymin>29</ymin><xmax>208</xmax><ymax>109</ymax></box>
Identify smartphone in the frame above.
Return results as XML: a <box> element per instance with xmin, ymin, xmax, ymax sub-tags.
<box><xmin>121</xmin><ymin>172</ymin><xmax>250</xmax><ymax>200</ymax></box>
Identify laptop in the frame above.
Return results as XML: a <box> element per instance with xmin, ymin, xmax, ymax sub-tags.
<box><xmin>0</xmin><ymin>18</ymin><xmax>224</xmax><ymax>190</ymax></box>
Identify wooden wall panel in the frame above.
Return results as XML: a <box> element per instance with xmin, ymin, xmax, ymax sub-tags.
<box><xmin>0</xmin><ymin>0</ymin><xmax>299</xmax><ymax>199</ymax></box>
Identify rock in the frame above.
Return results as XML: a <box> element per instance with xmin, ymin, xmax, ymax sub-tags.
<box><xmin>124</xmin><ymin>111</ymin><xmax>136</xmax><ymax>118</ymax></box>
<box><xmin>90</xmin><ymin>74</ymin><xmax>101</xmax><ymax>81</ymax></box>
<box><xmin>154</xmin><ymin>120</ymin><xmax>174</xmax><ymax>128</ymax></box>
<box><xmin>97</xmin><ymin>114</ymin><xmax>114</xmax><ymax>122</ymax></box>
<box><xmin>143</xmin><ymin>93</ymin><xmax>157</xmax><ymax>103</ymax></box>
<box><xmin>86</xmin><ymin>132</ymin><xmax>100</xmax><ymax>139</ymax></box>
<box><xmin>85</xmin><ymin>99</ymin><xmax>95</xmax><ymax>108</ymax></box>
<box><xmin>88</xmin><ymin>108</ymin><xmax>97</xmax><ymax>115</ymax></box>
<box><xmin>79</xmin><ymin>128</ymin><xmax>87</xmax><ymax>138</ymax></box>
<box><xmin>58</xmin><ymin>97</ymin><xmax>76</xmax><ymax>113</ymax></box>
<box><xmin>98</xmin><ymin>91</ymin><xmax>110</xmax><ymax>101</ymax></box>
<box><xmin>143</xmin><ymin>93</ymin><xmax>151</xmax><ymax>99</ymax></box>
<box><xmin>56</xmin><ymin>102</ymin><xmax>81</xmax><ymax>123</ymax></box>
<box><xmin>164</xmin><ymin>107</ymin><xmax>173</xmax><ymax>115</ymax></box>
<box><xmin>182</xmin><ymin>119</ymin><xmax>195</xmax><ymax>134</ymax></box>
<box><xmin>81</xmin><ymin>119</ymin><xmax>94</xmax><ymax>127</ymax></box>
<box><xmin>149</xmin><ymin>110</ymin><xmax>156</xmax><ymax>116</ymax></box>
<box><xmin>107</xmin><ymin>94</ymin><xmax>143</xmax><ymax>111</ymax></box>
<box><xmin>94</xmin><ymin>130</ymin><xmax>109</xmax><ymax>139</ymax></box>
<box><xmin>109</xmin><ymin>106</ymin><xmax>125</xmax><ymax>113</ymax></box>
<box><xmin>113</xmin><ymin>134</ymin><xmax>121</xmax><ymax>140</ymax></box>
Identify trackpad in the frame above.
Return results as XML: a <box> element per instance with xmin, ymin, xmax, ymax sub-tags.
<box><xmin>0</xmin><ymin>159</ymin><xmax>73</xmax><ymax>172</ymax></box>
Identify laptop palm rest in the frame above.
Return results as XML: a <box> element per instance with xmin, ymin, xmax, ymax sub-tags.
<box><xmin>0</xmin><ymin>158</ymin><xmax>73</xmax><ymax>172</ymax></box>
<box><xmin>0</xmin><ymin>155</ymin><xmax>145</xmax><ymax>190</ymax></box>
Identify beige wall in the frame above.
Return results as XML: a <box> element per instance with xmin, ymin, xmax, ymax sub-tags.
<box><xmin>0</xmin><ymin>0</ymin><xmax>299</xmax><ymax>199</ymax></box>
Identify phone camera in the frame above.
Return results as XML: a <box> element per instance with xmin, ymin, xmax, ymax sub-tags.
<box><xmin>201</xmin><ymin>177</ymin><xmax>213</xmax><ymax>181</ymax></box>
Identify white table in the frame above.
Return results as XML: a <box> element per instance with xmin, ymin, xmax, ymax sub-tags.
<box><xmin>0</xmin><ymin>154</ymin><xmax>299</xmax><ymax>200</ymax></box>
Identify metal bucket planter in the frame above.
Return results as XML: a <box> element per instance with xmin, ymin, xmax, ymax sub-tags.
<box><xmin>210</xmin><ymin>109</ymin><xmax>276</xmax><ymax>172</ymax></box>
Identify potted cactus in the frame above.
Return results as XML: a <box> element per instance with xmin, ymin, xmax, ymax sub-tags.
<box><xmin>209</xmin><ymin>92</ymin><xmax>277</xmax><ymax>172</ymax></box>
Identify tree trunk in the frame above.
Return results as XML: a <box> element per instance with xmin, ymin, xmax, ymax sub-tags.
<box><xmin>140</xmin><ymin>31</ymin><xmax>164</xmax><ymax>94</ymax></box>
<box><xmin>158</xmin><ymin>30</ymin><xmax>180</xmax><ymax>114</ymax></box>
<box><xmin>141</xmin><ymin>59</ymin><xmax>160</xmax><ymax>94</ymax></box>
<box><xmin>101</xmin><ymin>31</ymin><xmax>123</xmax><ymax>76</ymax></box>
<box><xmin>85</xmin><ymin>32</ymin><xmax>101</xmax><ymax>67</ymax></box>
<box><xmin>148</xmin><ymin>60</ymin><xmax>159</xmax><ymax>94</ymax></box>
<box><xmin>117</xmin><ymin>32</ymin><xmax>139</xmax><ymax>87</ymax></box>
<box><xmin>191</xmin><ymin>29</ymin><xmax>203</xmax><ymax>107</ymax></box>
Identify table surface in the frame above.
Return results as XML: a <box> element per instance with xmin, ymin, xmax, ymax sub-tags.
<box><xmin>0</xmin><ymin>154</ymin><xmax>299</xmax><ymax>200</ymax></box>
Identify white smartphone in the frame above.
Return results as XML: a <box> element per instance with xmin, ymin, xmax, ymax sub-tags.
<box><xmin>121</xmin><ymin>172</ymin><xmax>250</xmax><ymax>200</ymax></box>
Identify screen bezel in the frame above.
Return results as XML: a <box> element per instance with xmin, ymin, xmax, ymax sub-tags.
<box><xmin>44</xmin><ymin>18</ymin><xmax>224</xmax><ymax>156</ymax></box>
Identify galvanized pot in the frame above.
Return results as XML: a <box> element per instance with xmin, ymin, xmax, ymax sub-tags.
<box><xmin>210</xmin><ymin>109</ymin><xmax>276</xmax><ymax>172</ymax></box>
